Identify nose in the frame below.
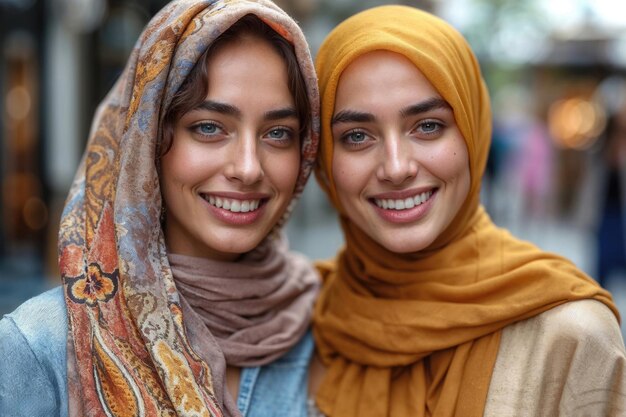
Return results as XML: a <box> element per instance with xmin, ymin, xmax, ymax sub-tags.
<box><xmin>226</xmin><ymin>133</ymin><xmax>264</xmax><ymax>185</ymax></box>
<box><xmin>376</xmin><ymin>133</ymin><xmax>418</xmax><ymax>184</ymax></box>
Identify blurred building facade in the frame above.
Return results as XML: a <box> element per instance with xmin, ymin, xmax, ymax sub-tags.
<box><xmin>0</xmin><ymin>0</ymin><xmax>175</xmax><ymax>310</ymax></box>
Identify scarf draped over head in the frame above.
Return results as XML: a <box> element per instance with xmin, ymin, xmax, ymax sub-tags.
<box><xmin>58</xmin><ymin>1</ymin><xmax>319</xmax><ymax>416</ymax></box>
<box><xmin>313</xmin><ymin>5</ymin><xmax>618</xmax><ymax>417</ymax></box>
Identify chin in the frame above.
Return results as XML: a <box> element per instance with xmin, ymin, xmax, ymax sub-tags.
<box><xmin>218</xmin><ymin>242</ymin><xmax>259</xmax><ymax>255</ymax></box>
<box><xmin>377</xmin><ymin>233</ymin><xmax>435</xmax><ymax>254</ymax></box>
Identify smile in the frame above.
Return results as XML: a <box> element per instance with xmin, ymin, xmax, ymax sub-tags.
<box><xmin>202</xmin><ymin>195</ymin><xmax>263</xmax><ymax>213</ymax></box>
<box><xmin>373</xmin><ymin>191</ymin><xmax>433</xmax><ymax>210</ymax></box>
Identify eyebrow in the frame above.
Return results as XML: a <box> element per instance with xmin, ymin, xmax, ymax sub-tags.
<box><xmin>331</xmin><ymin>97</ymin><xmax>452</xmax><ymax>126</ymax></box>
<box><xmin>264</xmin><ymin>108</ymin><xmax>298</xmax><ymax>121</ymax></box>
<box><xmin>399</xmin><ymin>97</ymin><xmax>451</xmax><ymax>118</ymax></box>
<box><xmin>194</xmin><ymin>101</ymin><xmax>297</xmax><ymax>121</ymax></box>
<box><xmin>331</xmin><ymin>110</ymin><xmax>375</xmax><ymax>125</ymax></box>
<box><xmin>196</xmin><ymin>100</ymin><xmax>241</xmax><ymax>118</ymax></box>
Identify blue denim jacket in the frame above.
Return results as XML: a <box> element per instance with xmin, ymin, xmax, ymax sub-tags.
<box><xmin>0</xmin><ymin>287</ymin><xmax>313</xmax><ymax>417</ymax></box>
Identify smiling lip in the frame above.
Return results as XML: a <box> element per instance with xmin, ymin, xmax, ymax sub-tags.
<box><xmin>369</xmin><ymin>188</ymin><xmax>436</xmax><ymax>223</ymax></box>
<box><xmin>200</xmin><ymin>192</ymin><xmax>269</xmax><ymax>226</ymax></box>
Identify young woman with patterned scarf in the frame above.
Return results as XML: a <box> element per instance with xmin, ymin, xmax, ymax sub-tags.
<box><xmin>0</xmin><ymin>1</ymin><xmax>320</xmax><ymax>416</ymax></box>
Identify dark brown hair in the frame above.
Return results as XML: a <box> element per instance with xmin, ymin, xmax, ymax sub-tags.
<box><xmin>160</xmin><ymin>14</ymin><xmax>310</xmax><ymax>156</ymax></box>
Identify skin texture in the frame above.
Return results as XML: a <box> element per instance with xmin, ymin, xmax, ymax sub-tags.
<box><xmin>331</xmin><ymin>50</ymin><xmax>471</xmax><ymax>253</ymax></box>
<box><xmin>160</xmin><ymin>34</ymin><xmax>301</xmax><ymax>262</ymax></box>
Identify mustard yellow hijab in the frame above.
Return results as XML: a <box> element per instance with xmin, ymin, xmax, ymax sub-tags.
<box><xmin>313</xmin><ymin>6</ymin><xmax>618</xmax><ymax>417</ymax></box>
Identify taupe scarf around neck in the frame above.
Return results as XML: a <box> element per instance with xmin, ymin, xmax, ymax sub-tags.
<box><xmin>170</xmin><ymin>235</ymin><xmax>319</xmax><ymax>368</ymax></box>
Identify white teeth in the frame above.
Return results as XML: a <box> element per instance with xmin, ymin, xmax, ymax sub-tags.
<box><xmin>374</xmin><ymin>191</ymin><xmax>433</xmax><ymax>211</ymax></box>
<box><xmin>204</xmin><ymin>196</ymin><xmax>262</xmax><ymax>213</ymax></box>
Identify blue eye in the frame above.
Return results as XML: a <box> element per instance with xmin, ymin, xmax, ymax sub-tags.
<box><xmin>198</xmin><ymin>123</ymin><xmax>219</xmax><ymax>135</ymax></box>
<box><xmin>340</xmin><ymin>130</ymin><xmax>371</xmax><ymax>148</ymax></box>
<box><xmin>189</xmin><ymin>122</ymin><xmax>225</xmax><ymax>140</ymax></box>
<box><xmin>268</xmin><ymin>128</ymin><xmax>287</xmax><ymax>139</ymax></box>
<box><xmin>421</xmin><ymin>122</ymin><xmax>439</xmax><ymax>132</ymax></box>
<box><xmin>347</xmin><ymin>131</ymin><xmax>367</xmax><ymax>142</ymax></box>
<box><xmin>339</xmin><ymin>129</ymin><xmax>375</xmax><ymax>150</ymax></box>
<box><xmin>264</xmin><ymin>127</ymin><xmax>295</xmax><ymax>146</ymax></box>
<box><xmin>414</xmin><ymin>120</ymin><xmax>443</xmax><ymax>136</ymax></box>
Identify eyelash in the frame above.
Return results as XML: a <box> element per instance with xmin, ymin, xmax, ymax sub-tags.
<box><xmin>264</xmin><ymin>126</ymin><xmax>296</xmax><ymax>146</ymax></box>
<box><xmin>412</xmin><ymin>120</ymin><xmax>444</xmax><ymax>136</ymax></box>
<box><xmin>340</xmin><ymin>129</ymin><xmax>371</xmax><ymax>148</ymax></box>
<box><xmin>189</xmin><ymin>121</ymin><xmax>224</xmax><ymax>138</ymax></box>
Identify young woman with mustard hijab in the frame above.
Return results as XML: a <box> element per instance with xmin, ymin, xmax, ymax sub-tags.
<box><xmin>309</xmin><ymin>5</ymin><xmax>626</xmax><ymax>417</ymax></box>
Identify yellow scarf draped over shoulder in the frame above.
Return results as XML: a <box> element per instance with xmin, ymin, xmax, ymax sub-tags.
<box><xmin>313</xmin><ymin>5</ymin><xmax>618</xmax><ymax>417</ymax></box>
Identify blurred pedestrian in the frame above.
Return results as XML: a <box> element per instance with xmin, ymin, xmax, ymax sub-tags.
<box><xmin>596</xmin><ymin>107</ymin><xmax>626</xmax><ymax>286</ymax></box>
<box><xmin>577</xmin><ymin>79</ymin><xmax>626</xmax><ymax>288</ymax></box>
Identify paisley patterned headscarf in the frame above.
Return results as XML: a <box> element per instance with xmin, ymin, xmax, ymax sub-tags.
<box><xmin>59</xmin><ymin>1</ymin><xmax>318</xmax><ymax>416</ymax></box>
<box><xmin>313</xmin><ymin>5</ymin><xmax>617</xmax><ymax>417</ymax></box>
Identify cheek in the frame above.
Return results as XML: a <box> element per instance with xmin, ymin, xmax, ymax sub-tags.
<box><xmin>427</xmin><ymin>138</ymin><xmax>470</xmax><ymax>186</ymax></box>
<box><xmin>266</xmin><ymin>149</ymin><xmax>300</xmax><ymax>194</ymax></box>
<box><xmin>326</xmin><ymin>151</ymin><xmax>375</xmax><ymax>213</ymax></box>
<box><xmin>161</xmin><ymin>142</ymin><xmax>219</xmax><ymax>191</ymax></box>
<box><xmin>332</xmin><ymin>151</ymin><xmax>368</xmax><ymax>205</ymax></box>
<box><xmin>160</xmin><ymin>152</ymin><xmax>182</xmax><ymax>192</ymax></box>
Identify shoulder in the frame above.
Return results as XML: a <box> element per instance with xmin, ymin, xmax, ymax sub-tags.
<box><xmin>511</xmin><ymin>299</ymin><xmax>623</xmax><ymax>351</ymax></box>
<box><xmin>486</xmin><ymin>300</ymin><xmax>626</xmax><ymax>417</ymax></box>
<box><xmin>0</xmin><ymin>286</ymin><xmax>68</xmax><ymax>416</ymax></box>
<box><xmin>498</xmin><ymin>299</ymin><xmax>624</xmax><ymax>368</ymax></box>
<box><xmin>2</xmin><ymin>286</ymin><xmax>68</xmax><ymax>351</ymax></box>
<box><xmin>0</xmin><ymin>285</ymin><xmax>68</xmax><ymax>371</ymax></box>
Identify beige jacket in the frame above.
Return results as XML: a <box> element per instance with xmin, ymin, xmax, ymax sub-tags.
<box><xmin>485</xmin><ymin>299</ymin><xmax>626</xmax><ymax>417</ymax></box>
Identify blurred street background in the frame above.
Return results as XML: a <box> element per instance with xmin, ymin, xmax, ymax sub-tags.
<box><xmin>1</xmin><ymin>0</ymin><xmax>626</xmax><ymax>335</ymax></box>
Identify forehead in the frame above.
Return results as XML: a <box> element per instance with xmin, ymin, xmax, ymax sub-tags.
<box><xmin>207</xmin><ymin>35</ymin><xmax>284</xmax><ymax>76</ymax></box>
<box><xmin>334</xmin><ymin>50</ymin><xmax>441</xmax><ymax>111</ymax></box>
<box><xmin>204</xmin><ymin>35</ymin><xmax>293</xmax><ymax>103</ymax></box>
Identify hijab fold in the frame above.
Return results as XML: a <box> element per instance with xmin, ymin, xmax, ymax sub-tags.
<box><xmin>313</xmin><ymin>6</ymin><xmax>618</xmax><ymax>417</ymax></box>
<box><xmin>59</xmin><ymin>1</ymin><xmax>319</xmax><ymax>416</ymax></box>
